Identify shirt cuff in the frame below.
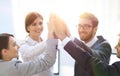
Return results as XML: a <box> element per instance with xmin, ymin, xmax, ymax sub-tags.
<box><xmin>69</xmin><ymin>36</ymin><xmax>75</xmax><ymax>41</ymax></box>
<box><xmin>61</xmin><ymin>37</ymin><xmax>70</xmax><ymax>47</ymax></box>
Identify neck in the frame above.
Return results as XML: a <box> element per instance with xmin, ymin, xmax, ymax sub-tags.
<box><xmin>29</xmin><ymin>35</ymin><xmax>42</xmax><ymax>42</ymax></box>
<box><xmin>2</xmin><ymin>56</ymin><xmax>12</xmax><ymax>61</ymax></box>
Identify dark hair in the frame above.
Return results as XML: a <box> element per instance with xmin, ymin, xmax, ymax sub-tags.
<box><xmin>0</xmin><ymin>33</ymin><xmax>14</xmax><ymax>59</ymax></box>
<box><xmin>25</xmin><ymin>12</ymin><xmax>43</xmax><ymax>33</ymax></box>
<box><xmin>80</xmin><ymin>12</ymin><xmax>99</xmax><ymax>27</ymax></box>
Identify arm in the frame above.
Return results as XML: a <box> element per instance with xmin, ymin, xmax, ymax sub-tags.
<box><xmin>73</xmin><ymin>38</ymin><xmax>93</xmax><ymax>55</ymax></box>
<box><xmin>67</xmin><ymin>39</ymin><xmax>120</xmax><ymax>76</ymax></box>
<box><xmin>17</xmin><ymin>39</ymin><xmax>58</xmax><ymax>76</ymax></box>
<box><xmin>63</xmin><ymin>38</ymin><xmax>93</xmax><ymax>68</ymax></box>
<box><xmin>92</xmin><ymin>58</ymin><xmax>120</xmax><ymax>76</ymax></box>
<box><xmin>19</xmin><ymin>41</ymin><xmax>46</xmax><ymax>61</ymax></box>
<box><xmin>73</xmin><ymin>37</ymin><xmax>112</xmax><ymax>64</ymax></box>
<box><xmin>64</xmin><ymin>39</ymin><xmax>119</xmax><ymax>76</ymax></box>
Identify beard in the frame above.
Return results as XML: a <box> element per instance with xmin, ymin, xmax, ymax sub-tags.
<box><xmin>79</xmin><ymin>32</ymin><xmax>94</xmax><ymax>43</ymax></box>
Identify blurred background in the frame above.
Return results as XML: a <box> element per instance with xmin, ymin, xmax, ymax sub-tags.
<box><xmin>0</xmin><ymin>0</ymin><xmax>120</xmax><ymax>76</ymax></box>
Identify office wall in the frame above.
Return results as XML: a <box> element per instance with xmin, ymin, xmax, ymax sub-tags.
<box><xmin>0</xmin><ymin>1</ymin><xmax>14</xmax><ymax>34</ymax></box>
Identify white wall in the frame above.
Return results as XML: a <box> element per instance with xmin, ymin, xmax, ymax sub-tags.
<box><xmin>0</xmin><ymin>1</ymin><xmax>15</xmax><ymax>34</ymax></box>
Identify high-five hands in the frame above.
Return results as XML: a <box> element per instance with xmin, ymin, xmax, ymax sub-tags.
<box><xmin>47</xmin><ymin>13</ymin><xmax>56</xmax><ymax>39</ymax></box>
<box><xmin>47</xmin><ymin>13</ymin><xmax>71</xmax><ymax>40</ymax></box>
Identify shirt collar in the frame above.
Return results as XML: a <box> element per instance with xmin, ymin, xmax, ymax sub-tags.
<box><xmin>25</xmin><ymin>36</ymin><xmax>39</xmax><ymax>45</ymax></box>
<box><xmin>86</xmin><ymin>36</ymin><xmax>98</xmax><ymax>47</ymax></box>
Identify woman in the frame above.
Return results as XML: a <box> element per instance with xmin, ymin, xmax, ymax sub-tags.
<box><xmin>18</xmin><ymin>12</ymin><xmax>56</xmax><ymax>76</ymax></box>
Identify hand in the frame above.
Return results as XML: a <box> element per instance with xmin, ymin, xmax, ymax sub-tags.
<box><xmin>50</xmin><ymin>13</ymin><xmax>71</xmax><ymax>40</ymax></box>
<box><xmin>47</xmin><ymin>13</ymin><xmax>56</xmax><ymax>39</ymax></box>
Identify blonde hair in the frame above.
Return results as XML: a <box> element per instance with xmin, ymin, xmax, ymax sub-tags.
<box><xmin>80</xmin><ymin>12</ymin><xmax>99</xmax><ymax>27</ymax></box>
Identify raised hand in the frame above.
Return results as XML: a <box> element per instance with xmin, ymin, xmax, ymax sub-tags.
<box><xmin>47</xmin><ymin>13</ymin><xmax>56</xmax><ymax>39</ymax></box>
<box><xmin>49</xmin><ymin>13</ymin><xmax>71</xmax><ymax>40</ymax></box>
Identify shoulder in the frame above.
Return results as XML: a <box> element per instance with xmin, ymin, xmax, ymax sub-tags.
<box><xmin>96</xmin><ymin>35</ymin><xmax>110</xmax><ymax>45</ymax></box>
<box><xmin>97</xmin><ymin>35</ymin><xmax>106</xmax><ymax>42</ymax></box>
<box><xmin>110</xmin><ymin>61</ymin><xmax>120</xmax><ymax>72</ymax></box>
<box><xmin>17</xmin><ymin>40</ymin><xmax>26</xmax><ymax>46</ymax></box>
<box><xmin>112</xmin><ymin>61</ymin><xmax>120</xmax><ymax>66</ymax></box>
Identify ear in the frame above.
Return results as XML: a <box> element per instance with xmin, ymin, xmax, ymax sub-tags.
<box><xmin>92</xmin><ymin>26</ymin><xmax>97</xmax><ymax>36</ymax></box>
<box><xmin>2</xmin><ymin>49</ymin><xmax>8</xmax><ymax>56</ymax></box>
<box><xmin>27</xmin><ymin>26</ymin><xmax>30</xmax><ymax>32</ymax></box>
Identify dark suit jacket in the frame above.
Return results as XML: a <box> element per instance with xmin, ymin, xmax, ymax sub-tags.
<box><xmin>64</xmin><ymin>36</ymin><xmax>112</xmax><ymax>76</ymax></box>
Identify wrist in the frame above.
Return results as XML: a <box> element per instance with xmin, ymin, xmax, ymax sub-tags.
<box><xmin>48</xmin><ymin>32</ymin><xmax>54</xmax><ymax>39</ymax></box>
<box><xmin>60</xmin><ymin>34</ymin><xmax>67</xmax><ymax>41</ymax></box>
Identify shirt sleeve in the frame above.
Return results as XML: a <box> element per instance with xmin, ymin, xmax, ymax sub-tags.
<box><xmin>17</xmin><ymin>39</ymin><xmax>58</xmax><ymax>76</ymax></box>
<box><xmin>18</xmin><ymin>41</ymin><xmax>46</xmax><ymax>61</ymax></box>
<box><xmin>62</xmin><ymin>37</ymin><xmax>71</xmax><ymax>46</ymax></box>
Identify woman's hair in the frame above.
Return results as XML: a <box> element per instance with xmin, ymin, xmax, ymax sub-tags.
<box><xmin>80</xmin><ymin>12</ymin><xmax>99</xmax><ymax>27</ymax></box>
<box><xmin>0</xmin><ymin>33</ymin><xmax>14</xmax><ymax>59</ymax></box>
<box><xmin>25</xmin><ymin>12</ymin><xmax>43</xmax><ymax>33</ymax></box>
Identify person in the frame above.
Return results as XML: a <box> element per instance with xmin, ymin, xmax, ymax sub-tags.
<box><xmin>18</xmin><ymin>12</ymin><xmax>57</xmax><ymax>76</ymax></box>
<box><xmin>54</xmin><ymin>16</ymin><xmax>120</xmax><ymax>76</ymax></box>
<box><xmin>73</xmin><ymin>12</ymin><xmax>112</xmax><ymax>76</ymax></box>
<box><xmin>49</xmin><ymin>13</ymin><xmax>111</xmax><ymax>76</ymax></box>
<box><xmin>0</xmin><ymin>32</ymin><xmax>58</xmax><ymax>76</ymax></box>
<box><xmin>78</xmin><ymin>12</ymin><xmax>112</xmax><ymax>63</ymax></box>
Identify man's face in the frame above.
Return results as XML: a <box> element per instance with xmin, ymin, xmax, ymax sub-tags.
<box><xmin>115</xmin><ymin>38</ymin><xmax>120</xmax><ymax>58</ymax></box>
<box><xmin>5</xmin><ymin>36</ymin><xmax>19</xmax><ymax>60</ymax></box>
<box><xmin>78</xmin><ymin>19</ymin><xmax>97</xmax><ymax>43</ymax></box>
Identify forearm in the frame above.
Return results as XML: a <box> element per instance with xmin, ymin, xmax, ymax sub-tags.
<box><xmin>19</xmin><ymin>42</ymin><xmax>46</xmax><ymax>61</ymax></box>
<box><xmin>18</xmin><ymin>39</ymin><xmax>58</xmax><ymax>76</ymax></box>
<box><xmin>91</xmin><ymin>58</ymin><xmax>109</xmax><ymax>76</ymax></box>
<box><xmin>64</xmin><ymin>40</ymin><xmax>92</xmax><ymax>68</ymax></box>
<box><xmin>92</xmin><ymin>58</ymin><xmax>120</xmax><ymax>76</ymax></box>
<box><xmin>73</xmin><ymin>38</ymin><xmax>93</xmax><ymax>55</ymax></box>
